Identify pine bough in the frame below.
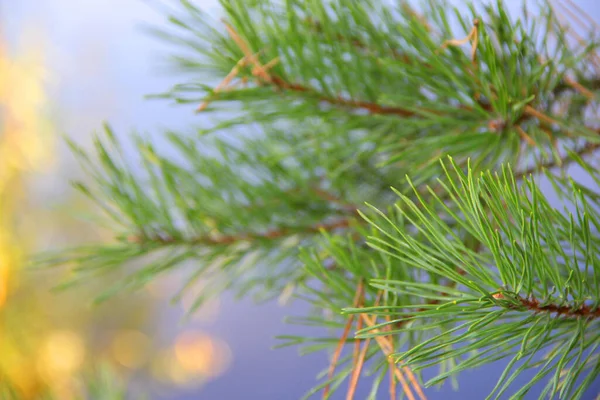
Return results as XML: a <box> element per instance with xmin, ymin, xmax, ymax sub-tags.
<box><xmin>38</xmin><ymin>0</ymin><xmax>600</xmax><ymax>398</ymax></box>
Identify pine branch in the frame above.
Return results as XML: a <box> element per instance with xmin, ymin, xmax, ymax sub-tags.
<box><xmin>209</xmin><ymin>20</ymin><xmax>430</xmax><ymax>118</ymax></box>
<box><xmin>513</xmin><ymin>294</ymin><xmax>600</xmax><ymax>319</ymax></box>
<box><xmin>129</xmin><ymin>217</ymin><xmax>355</xmax><ymax>246</ymax></box>
<box><xmin>40</xmin><ymin>1</ymin><xmax>600</xmax><ymax>398</ymax></box>
<box><xmin>213</xmin><ymin>20</ymin><xmax>494</xmax><ymax>120</ymax></box>
<box><xmin>308</xmin><ymin>15</ymin><xmax>599</xmax><ymax>105</ymax></box>
<box><xmin>268</xmin><ymin>75</ymin><xmax>418</xmax><ymax>117</ymax></box>
<box><xmin>352</xmin><ymin>157</ymin><xmax>600</xmax><ymax>398</ymax></box>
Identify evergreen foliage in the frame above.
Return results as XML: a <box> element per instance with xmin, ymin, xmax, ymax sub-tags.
<box><xmin>38</xmin><ymin>0</ymin><xmax>600</xmax><ymax>398</ymax></box>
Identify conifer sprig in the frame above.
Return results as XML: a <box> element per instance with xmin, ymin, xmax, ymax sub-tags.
<box><xmin>35</xmin><ymin>0</ymin><xmax>600</xmax><ymax>398</ymax></box>
<box><xmin>346</xmin><ymin>158</ymin><xmax>600</xmax><ymax>399</ymax></box>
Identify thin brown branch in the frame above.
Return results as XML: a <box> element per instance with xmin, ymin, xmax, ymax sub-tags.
<box><xmin>222</xmin><ymin>20</ymin><xmax>273</xmax><ymax>83</ymax></box>
<box><xmin>324</xmin><ymin>280</ymin><xmax>364</xmax><ymax>399</ymax></box>
<box><xmin>352</xmin><ymin>310</ymin><xmax>364</xmax><ymax>369</ymax></box>
<box><xmin>523</xmin><ymin>105</ymin><xmax>561</xmax><ymax>127</ymax></box>
<box><xmin>196</xmin><ymin>54</ymin><xmax>250</xmax><ymax>112</ymax></box>
<box><xmin>219</xmin><ymin>17</ymin><xmax>590</xmax><ymax>136</ymax></box>
<box><xmin>439</xmin><ymin>19</ymin><xmax>480</xmax><ymax>65</ymax></box>
<box><xmin>346</xmin><ymin>336</ymin><xmax>371</xmax><ymax>400</ymax></box>
<box><xmin>516</xmin><ymin>295</ymin><xmax>600</xmax><ymax>319</ymax></box>
<box><xmin>269</xmin><ymin>72</ymin><xmax>494</xmax><ymax>117</ymax></box>
<box><xmin>563</xmin><ymin>76</ymin><xmax>595</xmax><ymax>100</ymax></box>
<box><xmin>221</xmin><ymin>20</ymin><xmax>418</xmax><ymax>117</ymax></box>
<box><xmin>386</xmin><ymin>314</ymin><xmax>397</xmax><ymax>400</ymax></box>
<box><xmin>346</xmin><ymin>291</ymin><xmax>383</xmax><ymax>400</ymax></box>
<box><xmin>536</xmin><ymin>9</ymin><xmax>597</xmax><ymax>102</ymax></box>
<box><xmin>360</xmin><ymin>313</ymin><xmax>426</xmax><ymax>400</ymax></box>
<box><xmin>359</xmin><ymin>290</ymin><xmax>426</xmax><ymax>400</ymax></box>
<box><xmin>268</xmin><ymin>75</ymin><xmax>418</xmax><ymax>117</ymax></box>
<box><xmin>130</xmin><ymin>218</ymin><xmax>354</xmax><ymax>246</ymax></box>
<box><xmin>515</xmin><ymin>125</ymin><xmax>537</xmax><ymax>147</ymax></box>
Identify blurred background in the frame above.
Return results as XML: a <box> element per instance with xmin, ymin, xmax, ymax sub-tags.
<box><xmin>1</xmin><ymin>1</ymin><xmax>599</xmax><ymax>399</ymax></box>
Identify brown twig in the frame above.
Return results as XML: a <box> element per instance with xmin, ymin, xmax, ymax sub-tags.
<box><xmin>515</xmin><ymin>125</ymin><xmax>537</xmax><ymax>147</ymax></box>
<box><xmin>130</xmin><ymin>218</ymin><xmax>354</xmax><ymax>246</ymax></box>
<box><xmin>196</xmin><ymin>54</ymin><xmax>249</xmax><ymax>112</ymax></box>
<box><xmin>386</xmin><ymin>314</ymin><xmax>397</xmax><ymax>399</ymax></box>
<box><xmin>346</xmin><ymin>291</ymin><xmax>384</xmax><ymax>400</ymax></box>
<box><xmin>563</xmin><ymin>76</ymin><xmax>595</xmax><ymax>101</ymax></box>
<box><xmin>352</xmin><ymin>309</ymin><xmax>364</xmax><ymax>369</ymax></box>
<box><xmin>222</xmin><ymin>20</ymin><xmax>273</xmax><ymax>83</ymax></box>
<box><xmin>360</xmin><ymin>313</ymin><xmax>426</xmax><ymax>400</ymax></box>
<box><xmin>268</xmin><ymin>75</ymin><xmax>420</xmax><ymax>117</ymax></box>
<box><xmin>346</xmin><ymin>335</ymin><xmax>371</xmax><ymax>400</ymax></box>
<box><xmin>346</xmin><ymin>291</ymin><xmax>368</xmax><ymax>400</ymax></box>
<box><xmin>560</xmin><ymin>0</ymin><xmax>598</xmax><ymax>31</ymax></box>
<box><xmin>324</xmin><ymin>280</ymin><xmax>364</xmax><ymax>399</ymax></box>
<box><xmin>516</xmin><ymin>295</ymin><xmax>600</xmax><ymax>319</ymax></box>
<box><xmin>438</xmin><ymin>19</ymin><xmax>480</xmax><ymax>65</ymax></box>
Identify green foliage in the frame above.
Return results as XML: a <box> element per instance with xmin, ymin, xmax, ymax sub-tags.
<box><xmin>352</xmin><ymin>158</ymin><xmax>600</xmax><ymax>398</ymax></box>
<box><xmin>38</xmin><ymin>0</ymin><xmax>600</xmax><ymax>398</ymax></box>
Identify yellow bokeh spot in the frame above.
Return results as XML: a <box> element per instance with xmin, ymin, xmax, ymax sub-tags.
<box><xmin>37</xmin><ymin>330</ymin><xmax>85</xmax><ymax>381</ymax></box>
<box><xmin>110</xmin><ymin>329</ymin><xmax>151</xmax><ymax>369</ymax></box>
<box><xmin>0</xmin><ymin>32</ymin><xmax>54</xmax><ymax>310</ymax></box>
<box><xmin>151</xmin><ymin>350</ymin><xmax>198</xmax><ymax>386</ymax></box>
<box><xmin>174</xmin><ymin>331</ymin><xmax>231</xmax><ymax>378</ymax></box>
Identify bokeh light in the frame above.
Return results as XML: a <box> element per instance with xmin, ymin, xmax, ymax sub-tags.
<box><xmin>37</xmin><ymin>330</ymin><xmax>86</xmax><ymax>380</ymax></box>
<box><xmin>110</xmin><ymin>329</ymin><xmax>152</xmax><ymax>369</ymax></box>
<box><xmin>0</xmin><ymin>2</ymin><xmax>235</xmax><ymax>397</ymax></box>
<box><xmin>174</xmin><ymin>331</ymin><xmax>231</xmax><ymax>378</ymax></box>
<box><xmin>151</xmin><ymin>330</ymin><xmax>232</xmax><ymax>388</ymax></box>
